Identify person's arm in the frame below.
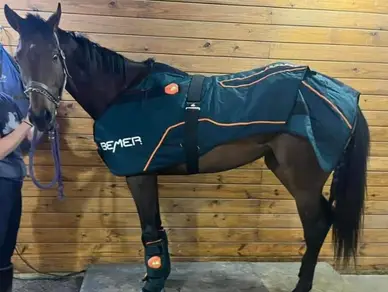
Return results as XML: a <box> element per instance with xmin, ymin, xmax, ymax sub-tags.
<box><xmin>0</xmin><ymin>119</ymin><xmax>32</xmax><ymax>160</ymax></box>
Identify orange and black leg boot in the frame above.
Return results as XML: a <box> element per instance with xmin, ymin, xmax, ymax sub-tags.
<box><xmin>141</xmin><ymin>229</ymin><xmax>171</xmax><ymax>292</ymax></box>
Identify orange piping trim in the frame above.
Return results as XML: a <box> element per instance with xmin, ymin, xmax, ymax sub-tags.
<box><xmin>143</xmin><ymin>118</ymin><xmax>286</xmax><ymax>171</ymax></box>
<box><xmin>301</xmin><ymin>81</ymin><xmax>352</xmax><ymax>130</ymax></box>
<box><xmin>219</xmin><ymin>67</ymin><xmax>307</xmax><ymax>88</ymax></box>
<box><xmin>144</xmin><ymin>121</ymin><xmax>185</xmax><ymax>172</ymax></box>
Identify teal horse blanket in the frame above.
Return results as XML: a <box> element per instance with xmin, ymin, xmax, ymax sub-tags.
<box><xmin>93</xmin><ymin>62</ymin><xmax>360</xmax><ymax>176</ymax></box>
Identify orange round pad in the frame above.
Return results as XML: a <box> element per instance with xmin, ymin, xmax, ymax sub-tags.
<box><xmin>147</xmin><ymin>256</ymin><xmax>162</xmax><ymax>269</ymax></box>
<box><xmin>165</xmin><ymin>83</ymin><xmax>179</xmax><ymax>95</ymax></box>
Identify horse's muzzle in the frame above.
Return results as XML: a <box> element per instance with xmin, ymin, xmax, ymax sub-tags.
<box><xmin>29</xmin><ymin>108</ymin><xmax>53</xmax><ymax>132</ymax></box>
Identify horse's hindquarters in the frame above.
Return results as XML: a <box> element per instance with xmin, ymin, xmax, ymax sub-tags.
<box><xmin>287</xmin><ymin>70</ymin><xmax>360</xmax><ymax>173</ymax></box>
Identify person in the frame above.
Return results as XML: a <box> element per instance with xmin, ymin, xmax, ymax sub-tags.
<box><xmin>0</xmin><ymin>42</ymin><xmax>39</xmax><ymax>292</ymax></box>
<box><xmin>0</xmin><ymin>91</ymin><xmax>38</xmax><ymax>292</ymax></box>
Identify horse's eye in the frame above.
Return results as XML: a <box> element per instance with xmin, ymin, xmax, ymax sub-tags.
<box><xmin>53</xmin><ymin>54</ymin><xmax>59</xmax><ymax>61</ymax></box>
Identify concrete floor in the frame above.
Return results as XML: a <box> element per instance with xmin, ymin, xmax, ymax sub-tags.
<box><xmin>12</xmin><ymin>262</ymin><xmax>388</xmax><ymax>292</ymax></box>
<box><xmin>13</xmin><ymin>275</ymin><xmax>83</xmax><ymax>292</ymax></box>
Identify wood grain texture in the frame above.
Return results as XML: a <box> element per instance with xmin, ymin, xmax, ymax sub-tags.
<box><xmin>1</xmin><ymin>11</ymin><xmax>388</xmax><ymax>46</ymax></box>
<box><xmin>5</xmin><ymin>33</ymin><xmax>388</xmax><ymax>64</ymax></box>
<box><xmin>18</xmin><ymin>180</ymin><xmax>388</xmax><ymax>202</ymax></box>
<box><xmin>15</xmin><ymin>227</ymin><xmax>388</xmax><ymax>243</ymax></box>
<box><xmin>150</xmin><ymin>0</ymin><xmax>388</xmax><ymax>15</ymax></box>
<box><xmin>18</xmin><ymin>213</ymin><xmax>388</xmax><ymax>229</ymax></box>
<box><xmin>3</xmin><ymin>0</ymin><xmax>388</xmax><ymax>15</ymax></box>
<box><xmin>21</xmin><ymin>150</ymin><xmax>388</xmax><ymax>173</ymax></box>
<box><xmin>3</xmin><ymin>0</ymin><xmax>388</xmax><ymax>29</ymax></box>
<box><xmin>19</xmin><ymin>197</ymin><xmax>388</xmax><ymax>215</ymax></box>
<box><xmin>2</xmin><ymin>0</ymin><xmax>388</xmax><ymax>274</ymax></box>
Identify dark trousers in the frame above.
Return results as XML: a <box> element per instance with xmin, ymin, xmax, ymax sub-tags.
<box><xmin>0</xmin><ymin>177</ymin><xmax>22</xmax><ymax>269</ymax></box>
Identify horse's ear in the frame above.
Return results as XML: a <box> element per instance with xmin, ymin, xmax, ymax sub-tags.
<box><xmin>4</xmin><ymin>4</ymin><xmax>24</xmax><ymax>33</ymax></box>
<box><xmin>47</xmin><ymin>3</ymin><xmax>62</xmax><ymax>31</ymax></box>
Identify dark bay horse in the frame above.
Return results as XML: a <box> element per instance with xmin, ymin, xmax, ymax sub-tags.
<box><xmin>4</xmin><ymin>3</ymin><xmax>370</xmax><ymax>292</ymax></box>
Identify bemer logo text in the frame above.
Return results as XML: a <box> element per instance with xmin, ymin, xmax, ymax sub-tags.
<box><xmin>100</xmin><ymin>136</ymin><xmax>143</xmax><ymax>153</ymax></box>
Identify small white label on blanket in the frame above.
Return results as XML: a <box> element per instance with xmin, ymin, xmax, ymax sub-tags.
<box><xmin>100</xmin><ymin>136</ymin><xmax>143</xmax><ymax>153</ymax></box>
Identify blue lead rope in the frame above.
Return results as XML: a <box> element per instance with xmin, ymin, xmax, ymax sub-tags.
<box><xmin>28</xmin><ymin>122</ymin><xmax>65</xmax><ymax>200</ymax></box>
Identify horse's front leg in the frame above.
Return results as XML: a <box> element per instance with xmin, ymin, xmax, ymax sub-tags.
<box><xmin>126</xmin><ymin>174</ymin><xmax>171</xmax><ymax>292</ymax></box>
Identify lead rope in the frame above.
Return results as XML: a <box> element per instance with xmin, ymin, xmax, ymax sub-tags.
<box><xmin>28</xmin><ymin>122</ymin><xmax>65</xmax><ymax>200</ymax></box>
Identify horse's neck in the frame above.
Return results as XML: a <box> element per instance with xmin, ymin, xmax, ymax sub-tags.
<box><xmin>58</xmin><ymin>31</ymin><xmax>150</xmax><ymax>120</ymax></box>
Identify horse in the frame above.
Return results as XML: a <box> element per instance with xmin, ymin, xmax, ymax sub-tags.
<box><xmin>3</xmin><ymin>3</ymin><xmax>370</xmax><ymax>292</ymax></box>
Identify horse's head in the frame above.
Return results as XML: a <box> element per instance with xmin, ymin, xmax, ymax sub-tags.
<box><xmin>4</xmin><ymin>3</ymin><xmax>68</xmax><ymax>132</ymax></box>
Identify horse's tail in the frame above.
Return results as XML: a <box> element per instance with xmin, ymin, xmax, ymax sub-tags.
<box><xmin>329</xmin><ymin>106</ymin><xmax>370</xmax><ymax>268</ymax></box>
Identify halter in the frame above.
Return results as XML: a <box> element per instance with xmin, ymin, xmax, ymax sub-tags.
<box><xmin>24</xmin><ymin>31</ymin><xmax>71</xmax><ymax>200</ymax></box>
<box><xmin>23</xmin><ymin>31</ymin><xmax>71</xmax><ymax>108</ymax></box>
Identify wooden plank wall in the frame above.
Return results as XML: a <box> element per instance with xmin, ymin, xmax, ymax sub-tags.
<box><xmin>0</xmin><ymin>0</ymin><xmax>388</xmax><ymax>274</ymax></box>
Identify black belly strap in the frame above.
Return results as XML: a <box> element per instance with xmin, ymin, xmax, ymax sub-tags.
<box><xmin>184</xmin><ymin>74</ymin><xmax>205</xmax><ymax>174</ymax></box>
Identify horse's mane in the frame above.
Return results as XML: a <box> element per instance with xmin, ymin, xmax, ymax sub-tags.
<box><xmin>21</xmin><ymin>13</ymin><xmax>188</xmax><ymax>77</ymax></box>
<box><xmin>67</xmin><ymin>31</ymin><xmax>129</xmax><ymax>75</ymax></box>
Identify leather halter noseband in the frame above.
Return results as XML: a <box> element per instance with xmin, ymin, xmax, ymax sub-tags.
<box><xmin>23</xmin><ymin>32</ymin><xmax>71</xmax><ymax>108</ymax></box>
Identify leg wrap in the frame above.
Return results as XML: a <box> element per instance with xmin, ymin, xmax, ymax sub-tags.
<box><xmin>157</xmin><ymin>229</ymin><xmax>171</xmax><ymax>279</ymax></box>
<box><xmin>141</xmin><ymin>230</ymin><xmax>171</xmax><ymax>292</ymax></box>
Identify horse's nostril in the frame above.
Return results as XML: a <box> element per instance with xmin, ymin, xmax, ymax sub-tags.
<box><xmin>44</xmin><ymin>109</ymin><xmax>52</xmax><ymax>122</ymax></box>
<box><xmin>27</xmin><ymin>109</ymin><xmax>52</xmax><ymax>131</ymax></box>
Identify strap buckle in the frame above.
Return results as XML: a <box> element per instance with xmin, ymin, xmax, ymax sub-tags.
<box><xmin>185</xmin><ymin>102</ymin><xmax>201</xmax><ymax>111</ymax></box>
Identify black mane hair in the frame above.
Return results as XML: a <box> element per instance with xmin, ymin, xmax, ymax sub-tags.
<box><xmin>20</xmin><ymin>13</ymin><xmax>188</xmax><ymax>78</ymax></box>
<box><xmin>66</xmin><ymin>30</ymin><xmax>130</xmax><ymax>75</ymax></box>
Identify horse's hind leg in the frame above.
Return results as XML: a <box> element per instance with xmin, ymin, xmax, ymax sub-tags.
<box><xmin>126</xmin><ymin>174</ymin><xmax>171</xmax><ymax>292</ymax></box>
<box><xmin>265</xmin><ymin>134</ymin><xmax>332</xmax><ymax>292</ymax></box>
